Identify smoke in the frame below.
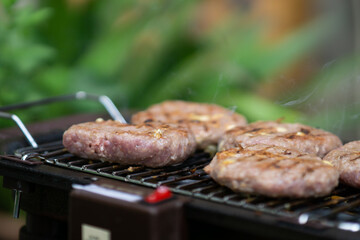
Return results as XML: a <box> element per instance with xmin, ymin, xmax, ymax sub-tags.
<box><xmin>351</xmin><ymin>112</ymin><xmax>360</xmax><ymax>120</ymax></box>
<box><xmin>212</xmin><ymin>73</ymin><xmax>224</xmax><ymax>102</ymax></box>
<box><xmin>321</xmin><ymin>59</ymin><xmax>337</xmax><ymax>71</ymax></box>
<box><xmin>280</xmin><ymin>86</ymin><xmax>318</xmax><ymax>107</ymax></box>
<box><xmin>228</xmin><ymin>105</ymin><xmax>238</xmax><ymax>113</ymax></box>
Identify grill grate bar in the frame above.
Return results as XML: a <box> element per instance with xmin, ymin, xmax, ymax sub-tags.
<box><xmin>244</xmin><ymin>196</ymin><xmax>269</xmax><ymax>204</ymax></box>
<box><xmin>41</xmin><ymin>148</ymin><xmax>68</xmax><ymax>158</ymax></box>
<box><xmin>15</xmin><ymin>141</ymin><xmax>63</xmax><ymax>157</ymax></box>
<box><xmin>316</xmin><ymin>198</ymin><xmax>360</xmax><ymax>220</ymax></box>
<box><xmin>207</xmin><ymin>188</ymin><xmax>229</xmax><ymax>198</ymax></box>
<box><xmin>139</xmin><ymin>162</ymin><xmax>209</xmax><ymax>182</ymax></box>
<box><xmin>157</xmin><ymin>171</ymin><xmax>207</xmax><ymax>186</ymax></box>
<box><xmin>175</xmin><ymin>177</ymin><xmax>213</xmax><ymax>190</ymax></box>
<box><xmin>82</xmin><ymin>161</ymin><xmax>112</xmax><ymax>170</ymax></box>
<box><xmin>51</xmin><ymin>155</ymin><xmax>77</xmax><ymax>164</ymax></box>
<box><xmin>192</xmin><ymin>184</ymin><xmax>220</xmax><ymax>194</ymax></box>
<box><xmin>223</xmin><ymin>193</ymin><xmax>241</xmax><ymax>202</ymax></box>
<box><xmin>297</xmin><ymin>193</ymin><xmax>360</xmax><ymax>216</ymax></box>
<box><xmin>96</xmin><ymin>164</ymin><xmax>122</xmax><ymax>173</ymax></box>
<box><xmin>275</xmin><ymin>188</ymin><xmax>350</xmax><ymax>212</ymax></box>
<box><xmin>140</xmin><ymin>168</ymin><xmax>192</xmax><ymax>182</ymax></box>
<box><xmin>67</xmin><ymin>159</ymin><xmax>90</xmax><ymax>167</ymax></box>
<box><xmin>124</xmin><ymin>168</ymin><xmax>159</xmax><ymax>178</ymax></box>
<box><xmin>113</xmin><ymin>166</ymin><xmax>146</xmax><ymax>177</ymax></box>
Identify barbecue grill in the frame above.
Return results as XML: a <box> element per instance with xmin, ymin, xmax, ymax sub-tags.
<box><xmin>1</xmin><ymin>93</ymin><xmax>360</xmax><ymax>240</ymax></box>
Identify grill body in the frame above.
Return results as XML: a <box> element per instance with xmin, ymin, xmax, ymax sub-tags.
<box><xmin>2</xmin><ymin>139</ymin><xmax>360</xmax><ymax>240</ymax></box>
<box><xmin>1</xmin><ymin>113</ymin><xmax>360</xmax><ymax>240</ymax></box>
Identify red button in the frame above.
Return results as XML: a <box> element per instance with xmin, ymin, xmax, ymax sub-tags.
<box><xmin>145</xmin><ymin>186</ymin><xmax>172</xmax><ymax>203</ymax></box>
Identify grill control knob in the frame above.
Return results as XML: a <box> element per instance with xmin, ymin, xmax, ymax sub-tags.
<box><xmin>145</xmin><ymin>186</ymin><xmax>172</xmax><ymax>203</ymax></box>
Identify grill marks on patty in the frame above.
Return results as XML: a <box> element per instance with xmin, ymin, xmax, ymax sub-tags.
<box><xmin>207</xmin><ymin>120</ymin><xmax>343</xmax><ymax>197</ymax></box>
<box><xmin>323</xmin><ymin>141</ymin><xmax>360</xmax><ymax>188</ymax></box>
<box><xmin>131</xmin><ymin>100</ymin><xmax>247</xmax><ymax>149</ymax></box>
<box><xmin>204</xmin><ymin>145</ymin><xmax>339</xmax><ymax>198</ymax></box>
<box><xmin>219</xmin><ymin>121</ymin><xmax>342</xmax><ymax>158</ymax></box>
<box><xmin>62</xmin><ymin>120</ymin><xmax>196</xmax><ymax>168</ymax></box>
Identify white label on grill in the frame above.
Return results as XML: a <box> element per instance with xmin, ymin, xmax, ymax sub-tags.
<box><xmin>73</xmin><ymin>184</ymin><xmax>142</xmax><ymax>202</ymax></box>
<box><xmin>82</xmin><ymin>224</ymin><xmax>111</xmax><ymax>240</ymax></box>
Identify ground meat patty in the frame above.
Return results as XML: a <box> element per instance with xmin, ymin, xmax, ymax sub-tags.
<box><xmin>62</xmin><ymin>120</ymin><xmax>196</xmax><ymax>168</ymax></box>
<box><xmin>131</xmin><ymin>100</ymin><xmax>247</xmax><ymax>149</ymax></box>
<box><xmin>204</xmin><ymin>145</ymin><xmax>339</xmax><ymax>198</ymax></box>
<box><xmin>219</xmin><ymin>121</ymin><xmax>342</xmax><ymax>158</ymax></box>
<box><xmin>323</xmin><ymin>141</ymin><xmax>360</xmax><ymax>188</ymax></box>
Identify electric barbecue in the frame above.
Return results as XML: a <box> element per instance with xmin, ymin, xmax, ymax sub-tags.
<box><xmin>1</xmin><ymin>93</ymin><xmax>360</xmax><ymax>240</ymax></box>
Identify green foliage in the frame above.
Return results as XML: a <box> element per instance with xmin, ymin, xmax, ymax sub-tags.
<box><xmin>0</xmin><ymin>177</ymin><xmax>12</xmax><ymax>211</ymax></box>
<box><xmin>1</xmin><ymin>0</ymin><xmax>352</xmax><ymax>132</ymax></box>
<box><xmin>0</xmin><ymin>2</ymin><xmax>53</xmax><ymax>106</ymax></box>
<box><xmin>0</xmin><ymin>0</ymin><xmax>332</xmax><ymax>125</ymax></box>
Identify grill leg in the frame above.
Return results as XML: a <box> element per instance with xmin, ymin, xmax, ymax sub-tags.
<box><xmin>19</xmin><ymin>213</ymin><xmax>67</xmax><ymax>240</ymax></box>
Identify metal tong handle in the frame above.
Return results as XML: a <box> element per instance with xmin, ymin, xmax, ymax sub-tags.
<box><xmin>0</xmin><ymin>112</ymin><xmax>38</xmax><ymax>148</ymax></box>
<box><xmin>0</xmin><ymin>91</ymin><xmax>126</xmax><ymax>219</ymax></box>
<box><xmin>0</xmin><ymin>91</ymin><xmax>127</xmax><ymax>148</ymax></box>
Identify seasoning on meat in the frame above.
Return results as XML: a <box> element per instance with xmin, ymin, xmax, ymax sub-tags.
<box><xmin>131</xmin><ymin>100</ymin><xmax>247</xmax><ymax>149</ymax></box>
<box><xmin>219</xmin><ymin>121</ymin><xmax>342</xmax><ymax>158</ymax></box>
<box><xmin>63</xmin><ymin>120</ymin><xmax>196</xmax><ymax>168</ymax></box>
<box><xmin>204</xmin><ymin>145</ymin><xmax>339</xmax><ymax>198</ymax></box>
<box><xmin>323</xmin><ymin>141</ymin><xmax>360</xmax><ymax>188</ymax></box>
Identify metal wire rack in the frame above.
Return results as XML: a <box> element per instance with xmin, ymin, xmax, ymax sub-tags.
<box><xmin>10</xmin><ymin>141</ymin><xmax>360</xmax><ymax>233</ymax></box>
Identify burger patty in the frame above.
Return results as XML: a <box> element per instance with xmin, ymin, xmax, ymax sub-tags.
<box><xmin>323</xmin><ymin>141</ymin><xmax>360</xmax><ymax>188</ymax></box>
<box><xmin>204</xmin><ymin>145</ymin><xmax>339</xmax><ymax>198</ymax></box>
<box><xmin>219</xmin><ymin>121</ymin><xmax>342</xmax><ymax>158</ymax></box>
<box><xmin>62</xmin><ymin>120</ymin><xmax>196</xmax><ymax>168</ymax></box>
<box><xmin>131</xmin><ymin>100</ymin><xmax>247</xmax><ymax>149</ymax></box>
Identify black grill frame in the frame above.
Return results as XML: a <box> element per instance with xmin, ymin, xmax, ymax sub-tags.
<box><xmin>10</xmin><ymin>141</ymin><xmax>360</xmax><ymax>234</ymax></box>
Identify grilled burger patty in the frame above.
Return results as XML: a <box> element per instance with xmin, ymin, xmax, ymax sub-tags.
<box><xmin>323</xmin><ymin>141</ymin><xmax>360</xmax><ymax>188</ymax></box>
<box><xmin>219</xmin><ymin>121</ymin><xmax>342</xmax><ymax>158</ymax></box>
<box><xmin>63</xmin><ymin>120</ymin><xmax>196</xmax><ymax>168</ymax></box>
<box><xmin>204</xmin><ymin>145</ymin><xmax>339</xmax><ymax>198</ymax></box>
<box><xmin>131</xmin><ymin>100</ymin><xmax>247</xmax><ymax>149</ymax></box>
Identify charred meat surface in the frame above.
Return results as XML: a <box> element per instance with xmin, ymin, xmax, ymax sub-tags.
<box><xmin>204</xmin><ymin>145</ymin><xmax>339</xmax><ymax>198</ymax></box>
<box><xmin>323</xmin><ymin>141</ymin><xmax>360</xmax><ymax>188</ymax></box>
<box><xmin>219</xmin><ymin>121</ymin><xmax>342</xmax><ymax>158</ymax></box>
<box><xmin>131</xmin><ymin>100</ymin><xmax>247</xmax><ymax>149</ymax></box>
<box><xmin>63</xmin><ymin>120</ymin><xmax>196</xmax><ymax>168</ymax></box>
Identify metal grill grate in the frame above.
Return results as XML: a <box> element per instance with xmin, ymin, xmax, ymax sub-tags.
<box><xmin>12</xmin><ymin>141</ymin><xmax>360</xmax><ymax>232</ymax></box>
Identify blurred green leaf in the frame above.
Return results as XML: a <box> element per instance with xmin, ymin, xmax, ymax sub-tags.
<box><xmin>2</xmin><ymin>43</ymin><xmax>54</xmax><ymax>73</ymax></box>
<box><xmin>14</xmin><ymin>7</ymin><xmax>52</xmax><ymax>28</ymax></box>
<box><xmin>220</xmin><ymin>91</ymin><xmax>302</xmax><ymax>123</ymax></box>
<box><xmin>0</xmin><ymin>177</ymin><xmax>12</xmax><ymax>211</ymax></box>
<box><xmin>1</xmin><ymin>0</ymin><xmax>16</xmax><ymax>9</ymax></box>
